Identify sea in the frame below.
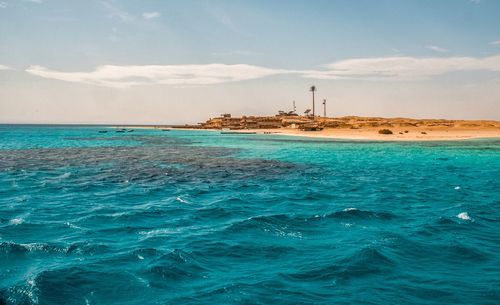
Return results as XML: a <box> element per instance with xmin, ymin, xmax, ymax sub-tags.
<box><xmin>0</xmin><ymin>125</ymin><xmax>499</xmax><ymax>305</ymax></box>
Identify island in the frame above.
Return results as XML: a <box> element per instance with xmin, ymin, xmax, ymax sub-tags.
<box><xmin>156</xmin><ymin>113</ymin><xmax>500</xmax><ymax>141</ymax></box>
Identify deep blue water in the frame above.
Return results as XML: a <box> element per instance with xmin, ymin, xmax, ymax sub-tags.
<box><xmin>0</xmin><ymin>126</ymin><xmax>499</xmax><ymax>305</ymax></box>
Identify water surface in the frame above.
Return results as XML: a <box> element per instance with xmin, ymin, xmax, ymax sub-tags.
<box><xmin>1</xmin><ymin>126</ymin><xmax>499</xmax><ymax>304</ymax></box>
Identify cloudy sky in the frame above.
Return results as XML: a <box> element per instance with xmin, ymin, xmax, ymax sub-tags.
<box><xmin>1</xmin><ymin>0</ymin><xmax>500</xmax><ymax>124</ymax></box>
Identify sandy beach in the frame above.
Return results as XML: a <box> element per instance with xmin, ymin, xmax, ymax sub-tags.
<box><xmin>244</xmin><ymin>126</ymin><xmax>500</xmax><ymax>141</ymax></box>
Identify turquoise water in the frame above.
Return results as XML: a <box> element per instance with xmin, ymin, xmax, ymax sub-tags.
<box><xmin>0</xmin><ymin>126</ymin><xmax>499</xmax><ymax>305</ymax></box>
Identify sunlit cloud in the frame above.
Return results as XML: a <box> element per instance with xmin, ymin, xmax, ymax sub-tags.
<box><xmin>303</xmin><ymin>55</ymin><xmax>500</xmax><ymax>81</ymax></box>
<box><xmin>0</xmin><ymin>65</ymin><xmax>10</xmax><ymax>70</ymax></box>
<box><xmin>25</xmin><ymin>64</ymin><xmax>289</xmax><ymax>88</ymax></box>
<box><xmin>142</xmin><ymin>11</ymin><xmax>160</xmax><ymax>20</ymax></box>
<box><xmin>25</xmin><ymin>55</ymin><xmax>500</xmax><ymax>87</ymax></box>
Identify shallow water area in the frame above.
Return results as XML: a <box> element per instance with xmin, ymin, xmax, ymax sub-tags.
<box><xmin>0</xmin><ymin>126</ymin><xmax>499</xmax><ymax>304</ymax></box>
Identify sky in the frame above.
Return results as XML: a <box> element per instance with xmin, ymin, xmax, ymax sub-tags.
<box><xmin>0</xmin><ymin>0</ymin><xmax>500</xmax><ymax>124</ymax></box>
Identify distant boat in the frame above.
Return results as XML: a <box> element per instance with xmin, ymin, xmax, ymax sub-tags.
<box><xmin>221</xmin><ymin>131</ymin><xmax>257</xmax><ymax>135</ymax></box>
<box><xmin>127</xmin><ymin>129</ymin><xmax>134</xmax><ymax>132</ymax></box>
<box><xmin>115</xmin><ymin>129</ymin><xmax>126</xmax><ymax>133</ymax></box>
<box><xmin>98</xmin><ymin>130</ymin><xmax>108</xmax><ymax>133</ymax></box>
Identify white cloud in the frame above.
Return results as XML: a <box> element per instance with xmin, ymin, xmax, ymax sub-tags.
<box><xmin>303</xmin><ymin>55</ymin><xmax>500</xmax><ymax>81</ymax></box>
<box><xmin>142</xmin><ymin>11</ymin><xmax>160</xmax><ymax>20</ymax></box>
<box><xmin>491</xmin><ymin>40</ymin><xmax>500</xmax><ymax>46</ymax></box>
<box><xmin>29</xmin><ymin>0</ymin><xmax>44</xmax><ymax>3</ymax></box>
<box><xmin>0</xmin><ymin>65</ymin><xmax>10</xmax><ymax>70</ymax></box>
<box><xmin>0</xmin><ymin>1</ymin><xmax>7</xmax><ymax>8</ymax></box>
<box><xmin>426</xmin><ymin>45</ymin><xmax>449</xmax><ymax>53</ymax></box>
<box><xmin>25</xmin><ymin>64</ymin><xmax>289</xmax><ymax>88</ymax></box>
<box><xmin>24</xmin><ymin>55</ymin><xmax>500</xmax><ymax>87</ymax></box>
<box><xmin>470</xmin><ymin>0</ymin><xmax>481</xmax><ymax>4</ymax></box>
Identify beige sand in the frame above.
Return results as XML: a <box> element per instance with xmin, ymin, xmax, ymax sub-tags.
<box><xmin>245</xmin><ymin>126</ymin><xmax>500</xmax><ymax>141</ymax></box>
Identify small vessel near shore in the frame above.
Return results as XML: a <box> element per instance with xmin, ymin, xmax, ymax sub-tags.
<box><xmin>221</xmin><ymin>131</ymin><xmax>257</xmax><ymax>135</ymax></box>
<box><xmin>98</xmin><ymin>130</ymin><xmax>108</xmax><ymax>133</ymax></box>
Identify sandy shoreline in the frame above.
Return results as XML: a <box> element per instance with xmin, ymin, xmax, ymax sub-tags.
<box><xmin>244</xmin><ymin>127</ymin><xmax>500</xmax><ymax>141</ymax></box>
<box><xmin>117</xmin><ymin>125</ymin><xmax>500</xmax><ymax>141</ymax></box>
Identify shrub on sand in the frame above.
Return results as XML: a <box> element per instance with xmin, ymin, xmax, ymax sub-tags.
<box><xmin>378</xmin><ymin>129</ymin><xmax>393</xmax><ymax>135</ymax></box>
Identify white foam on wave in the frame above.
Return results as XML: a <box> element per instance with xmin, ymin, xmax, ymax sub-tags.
<box><xmin>21</xmin><ymin>243</ymin><xmax>46</xmax><ymax>252</ymax></box>
<box><xmin>65</xmin><ymin>221</ymin><xmax>82</xmax><ymax>229</ymax></box>
<box><xmin>139</xmin><ymin>228</ymin><xmax>177</xmax><ymax>237</ymax></box>
<box><xmin>176</xmin><ymin>196</ymin><xmax>189</xmax><ymax>204</ymax></box>
<box><xmin>137</xmin><ymin>254</ymin><xmax>144</xmax><ymax>260</ymax></box>
<box><xmin>26</xmin><ymin>278</ymin><xmax>39</xmax><ymax>304</ymax></box>
<box><xmin>58</xmin><ymin>172</ymin><xmax>71</xmax><ymax>179</ymax></box>
<box><xmin>454</xmin><ymin>186</ymin><xmax>461</xmax><ymax>190</ymax></box>
<box><xmin>19</xmin><ymin>242</ymin><xmax>69</xmax><ymax>253</ymax></box>
<box><xmin>457</xmin><ymin>212</ymin><xmax>471</xmax><ymax>221</ymax></box>
<box><xmin>10</xmin><ymin>217</ymin><xmax>24</xmax><ymax>225</ymax></box>
<box><xmin>111</xmin><ymin>212</ymin><xmax>126</xmax><ymax>218</ymax></box>
<box><xmin>343</xmin><ymin>208</ymin><xmax>358</xmax><ymax>211</ymax></box>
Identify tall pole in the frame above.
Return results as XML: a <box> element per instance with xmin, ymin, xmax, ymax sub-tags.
<box><xmin>310</xmin><ymin>85</ymin><xmax>316</xmax><ymax>118</ymax></box>
<box><xmin>312</xmin><ymin>90</ymin><xmax>315</xmax><ymax>117</ymax></box>
<box><xmin>323</xmin><ymin>99</ymin><xmax>327</xmax><ymax>117</ymax></box>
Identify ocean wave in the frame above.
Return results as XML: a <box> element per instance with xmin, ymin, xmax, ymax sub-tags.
<box><xmin>384</xmin><ymin>232</ymin><xmax>491</xmax><ymax>265</ymax></box>
<box><xmin>224</xmin><ymin>209</ymin><xmax>396</xmax><ymax>235</ymax></box>
<box><xmin>11</xmin><ymin>267</ymin><xmax>149</xmax><ymax>305</ymax></box>
<box><xmin>144</xmin><ymin>249</ymin><xmax>207</xmax><ymax>287</ymax></box>
<box><xmin>0</xmin><ymin>242</ymin><xmax>67</xmax><ymax>256</ymax></box>
<box><xmin>192</xmin><ymin>206</ymin><xmax>237</xmax><ymax>221</ymax></box>
<box><xmin>169</xmin><ymin>279</ymin><xmax>330</xmax><ymax>304</ymax></box>
<box><xmin>417</xmin><ymin>216</ymin><xmax>480</xmax><ymax>236</ymax></box>
<box><xmin>0</xmin><ymin>241</ymin><xmax>110</xmax><ymax>257</ymax></box>
<box><xmin>1</xmin><ymin>278</ymin><xmax>39</xmax><ymax>305</ymax></box>
<box><xmin>138</xmin><ymin>228</ymin><xmax>180</xmax><ymax>237</ymax></box>
<box><xmin>282</xmin><ymin>247</ymin><xmax>394</xmax><ymax>282</ymax></box>
<box><xmin>223</xmin><ymin>214</ymin><xmax>305</xmax><ymax>238</ymax></box>
<box><xmin>325</xmin><ymin>208</ymin><xmax>397</xmax><ymax>220</ymax></box>
<box><xmin>188</xmin><ymin>240</ymin><xmax>296</xmax><ymax>261</ymax></box>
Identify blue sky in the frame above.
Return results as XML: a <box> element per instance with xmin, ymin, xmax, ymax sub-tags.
<box><xmin>1</xmin><ymin>0</ymin><xmax>499</xmax><ymax>124</ymax></box>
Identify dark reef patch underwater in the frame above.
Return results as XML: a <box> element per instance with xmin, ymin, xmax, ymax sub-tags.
<box><xmin>0</xmin><ymin>126</ymin><xmax>499</xmax><ymax>304</ymax></box>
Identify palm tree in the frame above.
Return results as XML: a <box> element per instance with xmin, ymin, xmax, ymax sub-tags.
<box><xmin>309</xmin><ymin>85</ymin><xmax>317</xmax><ymax>118</ymax></box>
